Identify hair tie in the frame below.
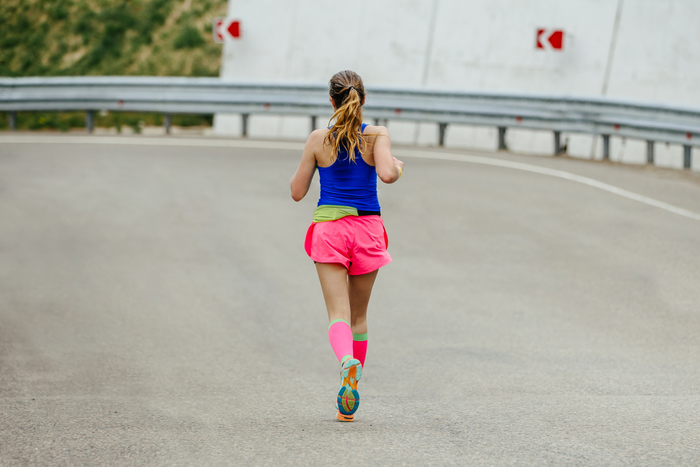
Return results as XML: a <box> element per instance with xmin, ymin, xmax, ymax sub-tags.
<box><xmin>348</xmin><ymin>86</ymin><xmax>355</xmax><ymax>91</ymax></box>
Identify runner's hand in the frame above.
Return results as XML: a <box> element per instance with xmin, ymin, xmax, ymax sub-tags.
<box><xmin>393</xmin><ymin>157</ymin><xmax>404</xmax><ymax>177</ymax></box>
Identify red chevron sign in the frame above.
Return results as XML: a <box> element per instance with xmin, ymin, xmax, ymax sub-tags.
<box><xmin>213</xmin><ymin>18</ymin><xmax>241</xmax><ymax>43</ymax></box>
<box><xmin>536</xmin><ymin>29</ymin><xmax>564</xmax><ymax>50</ymax></box>
<box><xmin>227</xmin><ymin>21</ymin><xmax>241</xmax><ymax>39</ymax></box>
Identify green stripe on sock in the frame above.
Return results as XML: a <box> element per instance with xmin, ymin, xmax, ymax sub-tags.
<box><xmin>352</xmin><ymin>332</ymin><xmax>368</xmax><ymax>341</ymax></box>
<box><xmin>328</xmin><ymin>319</ymin><xmax>349</xmax><ymax>330</ymax></box>
<box><xmin>340</xmin><ymin>355</ymin><xmax>352</xmax><ymax>365</ymax></box>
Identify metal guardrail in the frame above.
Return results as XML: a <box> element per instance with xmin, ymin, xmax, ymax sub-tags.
<box><xmin>1</xmin><ymin>76</ymin><xmax>698</xmax><ymax>168</ymax></box>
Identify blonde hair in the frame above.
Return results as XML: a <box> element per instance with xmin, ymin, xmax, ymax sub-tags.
<box><xmin>324</xmin><ymin>70</ymin><xmax>366</xmax><ymax>163</ymax></box>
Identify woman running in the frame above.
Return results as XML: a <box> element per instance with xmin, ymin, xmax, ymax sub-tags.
<box><xmin>291</xmin><ymin>70</ymin><xmax>404</xmax><ymax>422</ymax></box>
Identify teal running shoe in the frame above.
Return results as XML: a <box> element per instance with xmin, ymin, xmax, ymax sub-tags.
<box><xmin>336</xmin><ymin>358</ymin><xmax>362</xmax><ymax>420</ymax></box>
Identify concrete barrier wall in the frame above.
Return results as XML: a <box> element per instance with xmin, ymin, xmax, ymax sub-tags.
<box><xmin>214</xmin><ymin>0</ymin><xmax>700</xmax><ymax>169</ymax></box>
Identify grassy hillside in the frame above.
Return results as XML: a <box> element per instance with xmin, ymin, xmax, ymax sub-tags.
<box><xmin>0</xmin><ymin>0</ymin><xmax>227</xmax><ymax>77</ymax></box>
<box><xmin>0</xmin><ymin>0</ymin><xmax>227</xmax><ymax>131</ymax></box>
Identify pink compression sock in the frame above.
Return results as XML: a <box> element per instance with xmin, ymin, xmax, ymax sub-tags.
<box><xmin>353</xmin><ymin>333</ymin><xmax>368</xmax><ymax>368</ymax></box>
<box><xmin>328</xmin><ymin>320</ymin><xmax>354</xmax><ymax>365</ymax></box>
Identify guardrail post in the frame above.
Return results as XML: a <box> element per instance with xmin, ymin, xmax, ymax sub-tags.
<box><xmin>647</xmin><ymin>140</ymin><xmax>654</xmax><ymax>164</ymax></box>
<box><xmin>241</xmin><ymin>113</ymin><xmax>249</xmax><ymax>137</ymax></box>
<box><xmin>310</xmin><ymin>116</ymin><xmax>317</xmax><ymax>133</ymax></box>
<box><xmin>498</xmin><ymin>127</ymin><xmax>507</xmax><ymax>150</ymax></box>
<box><xmin>438</xmin><ymin>123</ymin><xmax>447</xmax><ymax>147</ymax></box>
<box><xmin>684</xmin><ymin>145</ymin><xmax>692</xmax><ymax>169</ymax></box>
<box><xmin>602</xmin><ymin>135</ymin><xmax>610</xmax><ymax>160</ymax></box>
<box><xmin>164</xmin><ymin>113</ymin><xmax>172</xmax><ymax>134</ymax></box>
<box><xmin>9</xmin><ymin>111</ymin><xmax>17</xmax><ymax>131</ymax></box>
<box><xmin>554</xmin><ymin>131</ymin><xmax>562</xmax><ymax>155</ymax></box>
<box><xmin>85</xmin><ymin>111</ymin><xmax>95</xmax><ymax>133</ymax></box>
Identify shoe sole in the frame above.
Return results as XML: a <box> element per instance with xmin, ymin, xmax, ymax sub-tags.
<box><xmin>337</xmin><ymin>358</ymin><xmax>362</xmax><ymax>416</ymax></box>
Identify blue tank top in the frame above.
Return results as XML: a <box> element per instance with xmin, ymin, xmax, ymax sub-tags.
<box><xmin>317</xmin><ymin>123</ymin><xmax>380</xmax><ymax>211</ymax></box>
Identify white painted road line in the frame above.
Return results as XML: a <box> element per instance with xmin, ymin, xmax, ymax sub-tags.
<box><xmin>396</xmin><ymin>148</ymin><xmax>700</xmax><ymax>222</ymax></box>
<box><xmin>2</xmin><ymin>134</ymin><xmax>699</xmax><ymax>222</ymax></box>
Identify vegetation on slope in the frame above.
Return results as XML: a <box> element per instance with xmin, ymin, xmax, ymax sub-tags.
<box><xmin>0</xmin><ymin>0</ymin><xmax>227</xmax><ymax>131</ymax></box>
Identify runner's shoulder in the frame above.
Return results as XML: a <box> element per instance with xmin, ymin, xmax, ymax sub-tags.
<box><xmin>308</xmin><ymin>128</ymin><xmax>329</xmax><ymax>145</ymax></box>
<box><xmin>310</xmin><ymin>128</ymin><xmax>329</xmax><ymax>139</ymax></box>
<box><xmin>363</xmin><ymin>125</ymin><xmax>390</xmax><ymax>137</ymax></box>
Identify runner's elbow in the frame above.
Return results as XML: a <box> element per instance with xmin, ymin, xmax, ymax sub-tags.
<box><xmin>291</xmin><ymin>185</ymin><xmax>306</xmax><ymax>201</ymax></box>
<box><xmin>377</xmin><ymin>169</ymin><xmax>396</xmax><ymax>184</ymax></box>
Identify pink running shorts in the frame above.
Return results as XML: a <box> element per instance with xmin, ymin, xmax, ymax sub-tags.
<box><xmin>304</xmin><ymin>215</ymin><xmax>392</xmax><ymax>275</ymax></box>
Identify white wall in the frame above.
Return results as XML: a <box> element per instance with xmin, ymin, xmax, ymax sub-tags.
<box><xmin>215</xmin><ymin>0</ymin><xmax>700</xmax><ymax>168</ymax></box>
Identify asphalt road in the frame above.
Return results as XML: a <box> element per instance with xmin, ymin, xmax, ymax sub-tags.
<box><xmin>1</xmin><ymin>135</ymin><xmax>699</xmax><ymax>466</ymax></box>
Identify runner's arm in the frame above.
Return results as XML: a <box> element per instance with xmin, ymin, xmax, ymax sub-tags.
<box><xmin>373</xmin><ymin>126</ymin><xmax>404</xmax><ymax>184</ymax></box>
<box><xmin>291</xmin><ymin>130</ymin><xmax>322</xmax><ymax>201</ymax></box>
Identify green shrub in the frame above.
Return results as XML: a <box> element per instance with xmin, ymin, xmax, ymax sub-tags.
<box><xmin>1</xmin><ymin>36</ymin><xmax>21</xmax><ymax>48</ymax></box>
<box><xmin>48</xmin><ymin>2</ymin><xmax>70</xmax><ymax>21</ymax></box>
<box><xmin>139</xmin><ymin>0</ymin><xmax>172</xmax><ymax>34</ymax></box>
<box><xmin>173</xmin><ymin>114</ymin><xmax>213</xmax><ymax>127</ymax></box>
<box><xmin>123</xmin><ymin>116</ymin><xmax>141</xmax><ymax>133</ymax></box>
<box><xmin>73</xmin><ymin>7</ymin><xmax>97</xmax><ymax>42</ymax></box>
<box><xmin>67</xmin><ymin>114</ymin><xmax>85</xmax><ymax>129</ymax></box>
<box><xmin>9</xmin><ymin>112</ymin><xmax>85</xmax><ymax>131</ymax></box>
<box><xmin>173</xmin><ymin>26</ymin><xmax>205</xmax><ymax>49</ymax></box>
<box><xmin>113</xmin><ymin>113</ymin><xmax>123</xmax><ymax>133</ymax></box>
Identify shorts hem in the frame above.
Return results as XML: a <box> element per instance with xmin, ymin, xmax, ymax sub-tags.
<box><xmin>348</xmin><ymin>256</ymin><xmax>392</xmax><ymax>276</ymax></box>
<box><xmin>310</xmin><ymin>258</ymin><xmax>351</xmax><ymax>270</ymax></box>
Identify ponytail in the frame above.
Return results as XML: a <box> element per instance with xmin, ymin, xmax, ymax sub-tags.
<box><xmin>324</xmin><ymin>71</ymin><xmax>367</xmax><ymax>163</ymax></box>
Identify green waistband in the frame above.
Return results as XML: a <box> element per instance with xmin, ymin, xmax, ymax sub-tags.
<box><xmin>313</xmin><ymin>205</ymin><xmax>358</xmax><ymax>223</ymax></box>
